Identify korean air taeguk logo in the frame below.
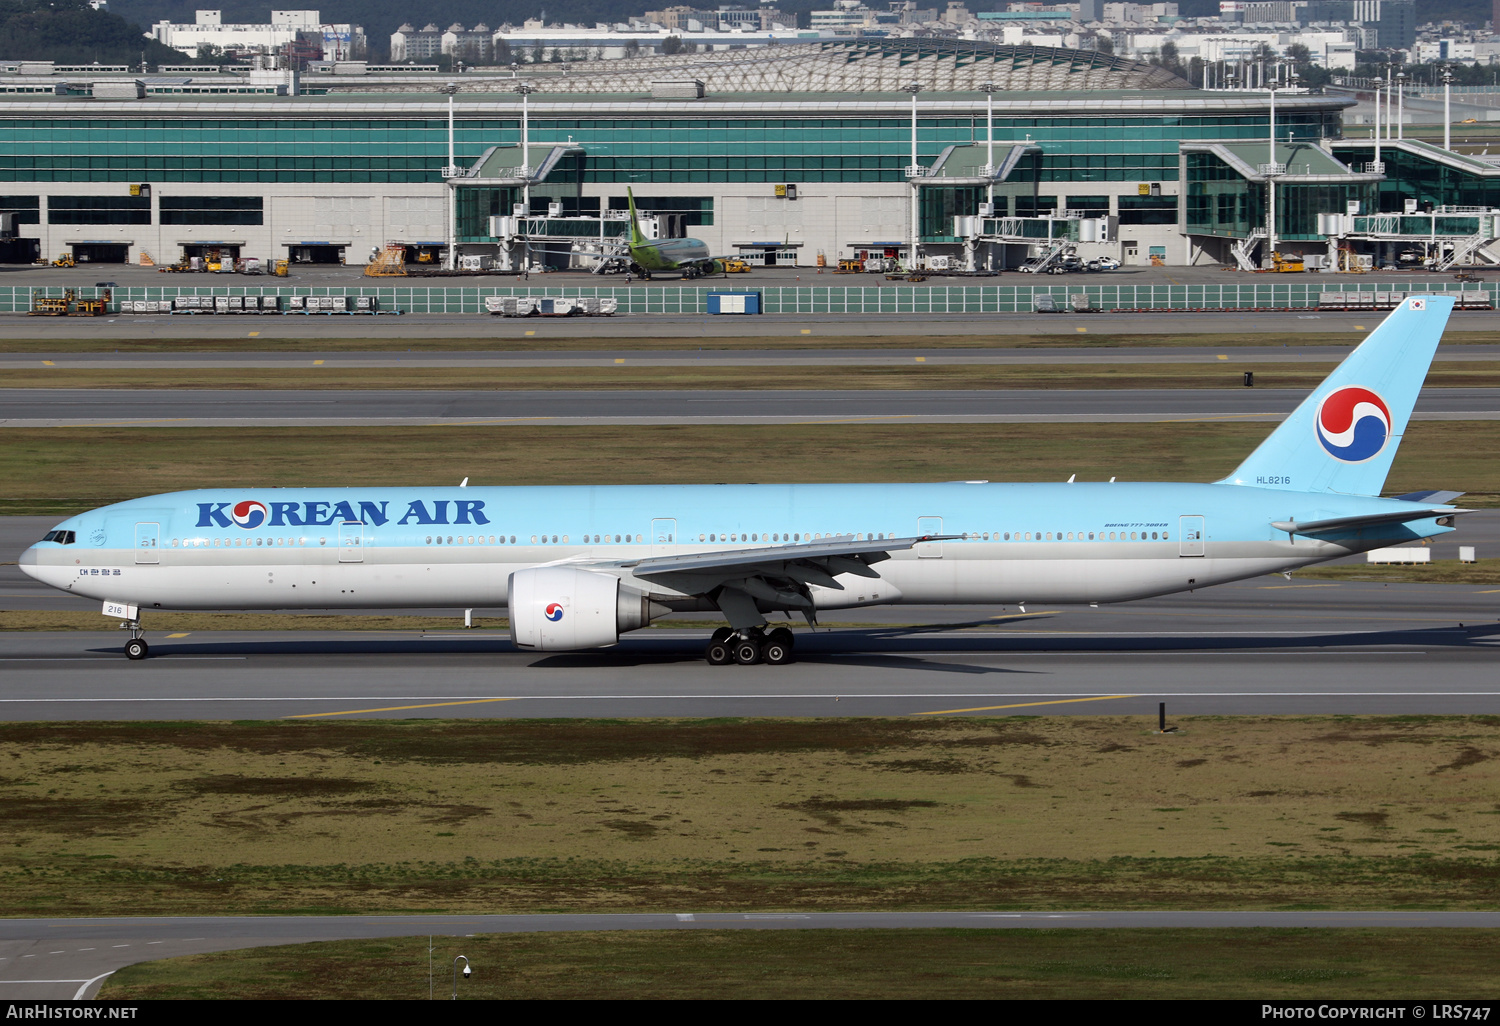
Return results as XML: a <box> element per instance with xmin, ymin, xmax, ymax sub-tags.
<box><xmin>545</xmin><ymin>603</ymin><xmax>565</xmax><ymax>622</ymax></box>
<box><xmin>231</xmin><ymin>500</ymin><xmax>268</xmax><ymax>529</ymax></box>
<box><xmin>1315</xmin><ymin>386</ymin><xmax>1391</xmax><ymax>463</ymax></box>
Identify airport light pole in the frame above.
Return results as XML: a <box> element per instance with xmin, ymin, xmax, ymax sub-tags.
<box><xmin>902</xmin><ymin>81</ymin><xmax>923</xmax><ymax>271</ymax></box>
<box><xmin>979</xmin><ymin>80</ymin><xmax>997</xmax><ymax>210</ymax></box>
<box><xmin>1261</xmin><ymin>62</ymin><xmax>1286</xmax><ymax>269</ymax></box>
<box><xmin>439</xmin><ymin>82</ymin><xmax>460</xmax><ymax>271</ymax></box>
<box><xmin>1443</xmin><ymin>64</ymin><xmax>1454</xmax><ymax>152</ymax></box>
<box><xmin>515</xmin><ymin>81</ymin><xmax>536</xmax><ymax>273</ymax></box>
<box><xmin>1397</xmin><ymin>69</ymin><xmax>1406</xmax><ymax>141</ymax></box>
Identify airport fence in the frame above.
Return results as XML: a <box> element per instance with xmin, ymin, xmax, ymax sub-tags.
<box><xmin>4</xmin><ymin>279</ymin><xmax>1496</xmax><ymax>316</ymax></box>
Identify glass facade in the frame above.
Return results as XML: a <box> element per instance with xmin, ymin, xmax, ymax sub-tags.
<box><xmin>160</xmin><ymin>196</ymin><xmax>264</xmax><ymax>225</ymax></box>
<box><xmin>607</xmin><ymin>196</ymin><xmax>715</xmax><ymax>225</ymax></box>
<box><xmin>1186</xmin><ymin>152</ymin><xmax>1376</xmax><ymax>240</ymax></box>
<box><xmin>1337</xmin><ymin>146</ymin><xmax>1500</xmax><ymax>213</ymax></box>
<box><xmin>47</xmin><ymin>194</ymin><xmax>150</xmax><ymax>224</ymax></box>
<box><xmin>1185</xmin><ymin>153</ymin><xmax>1264</xmax><ymax>239</ymax></box>
<box><xmin>0</xmin><ymin>109</ymin><xmax>1338</xmax><ymax>186</ymax></box>
<box><xmin>1118</xmin><ymin>195</ymin><xmax>1177</xmax><ymax>224</ymax></box>
<box><xmin>920</xmin><ymin>186</ymin><xmax>984</xmax><ymax>240</ymax></box>
<box><xmin>0</xmin><ymin>194</ymin><xmax>39</xmax><ymax>224</ymax></box>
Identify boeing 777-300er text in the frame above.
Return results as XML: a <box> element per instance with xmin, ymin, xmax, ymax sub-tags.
<box><xmin>20</xmin><ymin>296</ymin><xmax>1471</xmax><ymax>666</ymax></box>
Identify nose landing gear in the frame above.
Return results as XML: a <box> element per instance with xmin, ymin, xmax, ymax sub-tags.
<box><xmin>120</xmin><ymin>615</ymin><xmax>148</xmax><ymax>660</ymax></box>
<box><xmin>704</xmin><ymin>626</ymin><xmax>795</xmax><ymax>666</ymax></box>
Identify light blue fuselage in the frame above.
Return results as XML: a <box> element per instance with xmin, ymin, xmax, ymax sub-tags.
<box><xmin>20</xmin><ymin>481</ymin><xmax>1451</xmax><ymax>612</ymax></box>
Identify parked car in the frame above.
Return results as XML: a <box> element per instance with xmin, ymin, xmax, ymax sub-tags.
<box><xmin>1096</xmin><ymin>256</ymin><xmax>1120</xmax><ymax>270</ymax></box>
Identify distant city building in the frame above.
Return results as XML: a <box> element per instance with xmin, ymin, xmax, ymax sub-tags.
<box><xmin>390</xmin><ymin>24</ymin><xmax>444</xmax><ymax>62</ymax></box>
<box><xmin>643</xmin><ymin>6</ymin><xmax>784</xmax><ymax>31</ymax></box>
<box><xmin>148</xmin><ymin>10</ymin><xmax>365</xmax><ymax>62</ymax></box>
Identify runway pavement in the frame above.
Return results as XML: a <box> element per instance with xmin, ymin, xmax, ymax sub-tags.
<box><xmin>3</xmin><ymin>576</ymin><xmax>1500</xmax><ymax>720</ymax></box>
<box><xmin>5</xmin><ymin>385</ymin><xmax>1500</xmax><ymax>426</ymax></box>
<box><xmin>8</xmin><ymin>343</ymin><xmax>1500</xmax><ymax>370</ymax></box>
<box><xmin>7</xmin><ymin>910</ymin><xmax>1500</xmax><ymax>1000</ymax></box>
<box><xmin>1</xmin><ymin>307</ymin><xmax>1496</xmax><ymax>342</ymax></box>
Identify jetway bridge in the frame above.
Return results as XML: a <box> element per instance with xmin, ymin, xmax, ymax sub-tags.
<box><xmin>1317</xmin><ymin>207</ymin><xmax>1500</xmax><ymax>272</ymax></box>
<box><xmin>951</xmin><ymin>212</ymin><xmax>1113</xmax><ymax>272</ymax></box>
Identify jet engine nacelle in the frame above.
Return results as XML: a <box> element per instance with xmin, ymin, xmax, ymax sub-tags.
<box><xmin>508</xmin><ymin>566</ymin><xmax>667</xmax><ymax>651</ymax></box>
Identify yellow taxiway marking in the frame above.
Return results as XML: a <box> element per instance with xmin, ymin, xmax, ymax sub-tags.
<box><xmin>1475</xmin><ymin>589</ymin><xmax>1500</xmax><ymax>594</ymax></box>
<box><xmin>614</xmin><ymin>358</ymin><xmax>626</xmax><ymax>364</ymax></box>
<box><xmin>312</xmin><ymin>359</ymin><xmax>324</xmax><ymax>365</ymax></box>
<box><xmin>1354</xmin><ymin>325</ymin><xmax>1366</xmax><ymax>331</ymax></box>
<box><xmin>164</xmin><ymin>633</ymin><xmax>190</xmax><ymax>638</ymax></box>
<box><xmin>524</xmin><ymin>330</ymin><xmax>536</xmax><ymax>336</ymax></box>
<box><xmin>288</xmin><ymin>697</ymin><xmax>524</xmax><ymax>719</ymax></box>
<box><xmin>248</xmin><ymin>331</ymin><xmax>260</xmax><ymax>337</ymax></box>
<box><xmin>800</xmin><ymin>329</ymin><xmax>811</xmax><ymax>334</ymax></box>
<box><xmin>914</xmin><ymin>356</ymin><xmax>926</xmax><ymax>362</ymax></box>
<box><xmin>915</xmin><ymin>694</ymin><xmax>1137</xmax><ymax>716</ymax></box>
<box><xmin>1216</xmin><ymin>354</ymin><xmax>1228</xmax><ymax>360</ymax></box>
<box><xmin>1259</xmin><ymin>583</ymin><xmax>1341</xmax><ymax>590</ymax></box>
<box><xmin>41</xmin><ymin>360</ymin><xmax>55</xmax><ymax>366</ymax></box>
<box><xmin>1076</xmin><ymin>326</ymin><xmax>1087</xmax><ymax>333</ymax></box>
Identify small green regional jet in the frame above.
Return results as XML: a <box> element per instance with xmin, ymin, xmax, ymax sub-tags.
<box><xmin>622</xmin><ymin>188</ymin><xmax>728</xmax><ymax>279</ymax></box>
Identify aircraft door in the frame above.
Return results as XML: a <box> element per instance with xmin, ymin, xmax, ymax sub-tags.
<box><xmin>134</xmin><ymin>523</ymin><xmax>160</xmax><ymax>565</ymax></box>
<box><xmin>338</xmin><ymin>520</ymin><xmax>364</xmax><ymax>563</ymax></box>
<box><xmin>1179</xmin><ymin>515</ymin><xmax>1205</xmax><ymax>557</ymax></box>
<box><xmin>651</xmin><ymin>518</ymin><xmax>677</xmax><ymax>557</ymax></box>
<box><xmin>916</xmin><ymin>516</ymin><xmax>943</xmax><ymax>558</ymax></box>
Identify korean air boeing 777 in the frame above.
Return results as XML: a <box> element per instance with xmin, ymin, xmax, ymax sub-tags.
<box><xmin>20</xmin><ymin>296</ymin><xmax>1470</xmax><ymax>666</ymax></box>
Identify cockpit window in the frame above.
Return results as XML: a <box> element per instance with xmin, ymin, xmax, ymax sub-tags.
<box><xmin>41</xmin><ymin>530</ymin><xmax>76</xmax><ymax>545</ymax></box>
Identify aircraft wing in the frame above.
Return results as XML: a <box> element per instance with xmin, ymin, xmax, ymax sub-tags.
<box><xmin>620</xmin><ymin>534</ymin><xmax>946</xmax><ymax>581</ymax></box>
<box><xmin>1271</xmin><ymin>508</ymin><xmax>1474</xmax><ymax>536</ymax></box>
<box><xmin>609</xmin><ymin>533</ymin><xmax>958</xmax><ymax>625</ymax></box>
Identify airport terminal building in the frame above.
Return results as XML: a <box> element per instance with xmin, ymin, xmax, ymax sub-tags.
<box><xmin>0</xmin><ymin>39</ymin><xmax>1493</xmax><ymax>270</ymax></box>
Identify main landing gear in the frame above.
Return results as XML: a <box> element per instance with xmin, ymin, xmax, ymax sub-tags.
<box><xmin>121</xmin><ymin>617</ymin><xmax>148</xmax><ymax>660</ymax></box>
<box><xmin>704</xmin><ymin>626</ymin><xmax>795</xmax><ymax>666</ymax></box>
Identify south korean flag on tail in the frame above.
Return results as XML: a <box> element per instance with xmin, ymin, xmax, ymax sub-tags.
<box><xmin>1410</xmin><ymin>298</ymin><xmax>1427</xmax><ymax>311</ymax></box>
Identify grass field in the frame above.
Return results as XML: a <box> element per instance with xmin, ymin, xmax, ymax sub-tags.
<box><xmin>1293</xmin><ymin>560</ymin><xmax>1500</xmax><ymax>585</ymax></box>
<box><xmin>96</xmin><ymin>928</ymin><xmax>1500</xmax><ymax>1000</ymax></box>
<box><xmin>4</xmin><ymin>420</ymin><xmax>1499</xmax><ymax>515</ymax></box>
<box><xmin>3</xmin><ymin>716</ymin><xmax>1500</xmax><ymax>918</ymax></box>
<box><xmin>13</xmin><ymin>362</ymin><xmax>1500</xmax><ymax>392</ymax></box>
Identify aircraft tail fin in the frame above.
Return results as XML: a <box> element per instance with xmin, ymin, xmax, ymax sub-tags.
<box><xmin>626</xmin><ymin>187</ymin><xmax>645</xmax><ymax>248</ymax></box>
<box><xmin>1220</xmin><ymin>295</ymin><xmax>1454</xmax><ymax>496</ymax></box>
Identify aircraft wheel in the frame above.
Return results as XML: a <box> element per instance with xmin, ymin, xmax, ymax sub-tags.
<box><xmin>764</xmin><ymin>638</ymin><xmax>794</xmax><ymax>665</ymax></box>
<box><xmin>768</xmin><ymin>627</ymin><xmax>795</xmax><ymax>651</ymax></box>
<box><xmin>124</xmin><ymin>638</ymin><xmax>148</xmax><ymax>661</ymax></box>
<box><xmin>705</xmin><ymin>639</ymin><xmax>734</xmax><ymax>666</ymax></box>
<box><xmin>733</xmin><ymin>637</ymin><xmax>762</xmax><ymax>665</ymax></box>
<box><xmin>710</xmin><ymin>627</ymin><xmax>735</xmax><ymax>645</ymax></box>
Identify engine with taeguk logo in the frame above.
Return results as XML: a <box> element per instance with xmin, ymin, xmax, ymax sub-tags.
<box><xmin>1315</xmin><ymin>386</ymin><xmax>1391</xmax><ymax>463</ymax></box>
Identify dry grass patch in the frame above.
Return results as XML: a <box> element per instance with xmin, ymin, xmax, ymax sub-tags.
<box><xmin>5</xmin><ymin>420</ymin><xmax>1500</xmax><ymax>513</ymax></box>
<box><xmin>97</xmin><ymin>928</ymin><xmax>1500</xmax><ymax>1000</ymax></box>
<box><xmin>3</xmin><ymin>717</ymin><xmax>1500</xmax><ymax>914</ymax></box>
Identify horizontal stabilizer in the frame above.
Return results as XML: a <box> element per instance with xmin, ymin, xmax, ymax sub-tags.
<box><xmin>1271</xmin><ymin>508</ymin><xmax>1473</xmax><ymax>536</ymax></box>
<box><xmin>1392</xmin><ymin>489</ymin><xmax>1466</xmax><ymax>505</ymax></box>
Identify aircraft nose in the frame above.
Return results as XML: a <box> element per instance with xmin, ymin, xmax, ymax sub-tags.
<box><xmin>18</xmin><ymin>546</ymin><xmax>38</xmax><ymax>579</ymax></box>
